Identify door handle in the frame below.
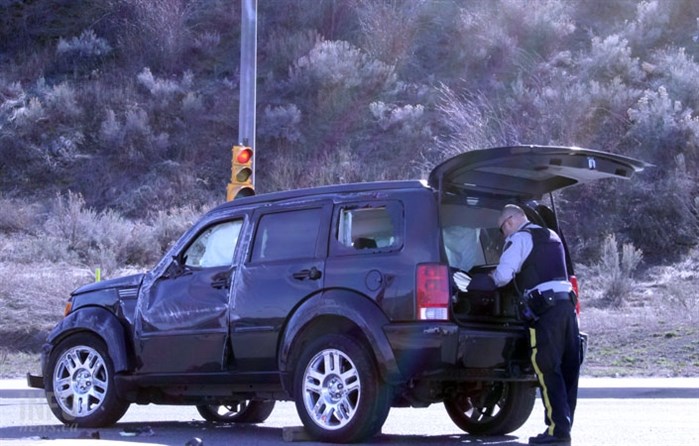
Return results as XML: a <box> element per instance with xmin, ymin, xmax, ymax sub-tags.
<box><xmin>292</xmin><ymin>267</ymin><xmax>322</xmax><ymax>281</ymax></box>
<box><xmin>211</xmin><ymin>272</ymin><xmax>232</xmax><ymax>289</ymax></box>
<box><xmin>211</xmin><ymin>278</ymin><xmax>228</xmax><ymax>289</ymax></box>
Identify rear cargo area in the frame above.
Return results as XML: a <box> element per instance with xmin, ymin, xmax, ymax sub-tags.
<box><xmin>439</xmin><ymin>201</ymin><xmax>522</xmax><ymax>324</ymax></box>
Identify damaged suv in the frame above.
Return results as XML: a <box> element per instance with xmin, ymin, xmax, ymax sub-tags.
<box><xmin>28</xmin><ymin>146</ymin><xmax>647</xmax><ymax>442</ymax></box>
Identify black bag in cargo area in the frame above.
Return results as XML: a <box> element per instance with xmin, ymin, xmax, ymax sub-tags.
<box><xmin>454</xmin><ymin>273</ymin><xmax>499</xmax><ymax>316</ymax></box>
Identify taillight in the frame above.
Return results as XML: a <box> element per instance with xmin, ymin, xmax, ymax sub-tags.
<box><xmin>416</xmin><ymin>264</ymin><xmax>450</xmax><ymax>320</ymax></box>
<box><xmin>569</xmin><ymin>275</ymin><xmax>580</xmax><ymax>315</ymax></box>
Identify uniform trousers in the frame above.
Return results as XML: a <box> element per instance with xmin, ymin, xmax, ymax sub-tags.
<box><xmin>528</xmin><ymin>300</ymin><xmax>581</xmax><ymax>438</ymax></box>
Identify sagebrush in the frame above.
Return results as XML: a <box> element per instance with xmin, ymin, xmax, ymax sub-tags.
<box><xmin>1</xmin><ymin>0</ymin><xmax>698</xmax><ymax>265</ymax></box>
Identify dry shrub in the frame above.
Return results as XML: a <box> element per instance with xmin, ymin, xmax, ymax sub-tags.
<box><xmin>0</xmin><ymin>192</ymin><xmax>205</xmax><ymax>274</ymax></box>
<box><xmin>0</xmin><ymin>197</ymin><xmax>42</xmax><ymax>234</ymax></box>
<box><xmin>652</xmin><ymin>248</ymin><xmax>699</xmax><ymax>322</ymax></box>
<box><xmin>146</xmin><ymin>204</ymin><xmax>203</xmax><ymax>254</ymax></box>
<box><xmin>595</xmin><ymin>234</ymin><xmax>643</xmax><ymax>307</ymax></box>
<box><xmin>44</xmin><ymin>191</ymin><xmax>132</xmax><ymax>275</ymax></box>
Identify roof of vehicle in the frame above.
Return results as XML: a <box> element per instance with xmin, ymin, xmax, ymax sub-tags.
<box><xmin>210</xmin><ymin>180</ymin><xmax>431</xmax><ymax>213</ymax></box>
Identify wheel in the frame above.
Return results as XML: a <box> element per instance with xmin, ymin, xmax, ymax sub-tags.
<box><xmin>294</xmin><ymin>334</ymin><xmax>391</xmax><ymax>443</ymax></box>
<box><xmin>196</xmin><ymin>400</ymin><xmax>275</xmax><ymax>423</ymax></box>
<box><xmin>45</xmin><ymin>333</ymin><xmax>129</xmax><ymax>427</ymax></box>
<box><xmin>444</xmin><ymin>381</ymin><xmax>536</xmax><ymax>436</ymax></box>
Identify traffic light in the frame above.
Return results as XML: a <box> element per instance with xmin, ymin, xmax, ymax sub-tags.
<box><xmin>227</xmin><ymin>145</ymin><xmax>255</xmax><ymax>201</ymax></box>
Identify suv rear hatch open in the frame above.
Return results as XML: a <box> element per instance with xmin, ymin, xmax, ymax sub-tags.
<box><xmin>428</xmin><ymin>145</ymin><xmax>650</xmax><ymax>200</ymax></box>
<box><xmin>431</xmin><ymin>145</ymin><xmax>650</xmax><ymax>323</ymax></box>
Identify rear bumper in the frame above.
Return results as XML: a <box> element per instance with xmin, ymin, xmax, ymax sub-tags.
<box><xmin>383</xmin><ymin>322</ymin><xmax>534</xmax><ymax>382</ymax></box>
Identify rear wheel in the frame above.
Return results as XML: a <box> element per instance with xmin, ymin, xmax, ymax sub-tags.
<box><xmin>294</xmin><ymin>334</ymin><xmax>391</xmax><ymax>443</ymax></box>
<box><xmin>196</xmin><ymin>400</ymin><xmax>275</xmax><ymax>423</ymax></box>
<box><xmin>444</xmin><ymin>381</ymin><xmax>535</xmax><ymax>435</ymax></box>
<box><xmin>46</xmin><ymin>333</ymin><xmax>129</xmax><ymax>427</ymax></box>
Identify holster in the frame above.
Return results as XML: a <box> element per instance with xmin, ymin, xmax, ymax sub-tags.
<box><xmin>527</xmin><ymin>289</ymin><xmax>556</xmax><ymax>315</ymax></box>
<box><xmin>520</xmin><ymin>289</ymin><xmax>574</xmax><ymax>322</ymax></box>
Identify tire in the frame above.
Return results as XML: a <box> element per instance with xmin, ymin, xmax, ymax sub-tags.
<box><xmin>294</xmin><ymin>334</ymin><xmax>391</xmax><ymax>443</ymax></box>
<box><xmin>444</xmin><ymin>381</ymin><xmax>536</xmax><ymax>436</ymax></box>
<box><xmin>45</xmin><ymin>333</ymin><xmax>129</xmax><ymax>427</ymax></box>
<box><xmin>196</xmin><ymin>400</ymin><xmax>275</xmax><ymax>423</ymax></box>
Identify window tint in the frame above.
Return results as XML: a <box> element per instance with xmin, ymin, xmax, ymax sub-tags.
<box><xmin>337</xmin><ymin>206</ymin><xmax>399</xmax><ymax>251</ymax></box>
<box><xmin>184</xmin><ymin>220</ymin><xmax>243</xmax><ymax>268</ymax></box>
<box><xmin>251</xmin><ymin>208</ymin><xmax>322</xmax><ymax>262</ymax></box>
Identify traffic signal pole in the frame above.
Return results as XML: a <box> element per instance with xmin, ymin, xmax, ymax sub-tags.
<box><xmin>228</xmin><ymin>0</ymin><xmax>257</xmax><ymax>200</ymax></box>
<box><xmin>239</xmin><ymin>0</ymin><xmax>257</xmax><ymax>162</ymax></box>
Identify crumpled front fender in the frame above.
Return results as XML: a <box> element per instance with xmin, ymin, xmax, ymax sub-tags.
<box><xmin>45</xmin><ymin>306</ymin><xmax>131</xmax><ymax>373</ymax></box>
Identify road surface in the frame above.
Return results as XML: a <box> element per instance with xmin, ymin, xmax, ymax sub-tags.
<box><xmin>2</xmin><ymin>393</ymin><xmax>698</xmax><ymax>445</ymax></box>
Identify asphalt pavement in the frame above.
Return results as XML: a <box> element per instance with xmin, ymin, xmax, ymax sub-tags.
<box><xmin>2</xmin><ymin>376</ymin><xmax>698</xmax><ymax>399</ymax></box>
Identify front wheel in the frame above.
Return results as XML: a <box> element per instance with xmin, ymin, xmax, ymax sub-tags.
<box><xmin>196</xmin><ymin>400</ymin><xmax>275</xmax><ymax>423</ymax></box>
<box><xmin>444</xmin><ymin>381</ymin><xmax>536</xmax><ymax>436</ymax></box>
<box><xmin>45</xmin><ymin>333</ymin><xmax>129</xmax><ymax>427</ymax></box>
<box><xmin>294</xmin><ymin>334</ymin><xmax>391</xmax><ymax>443</ymax></box>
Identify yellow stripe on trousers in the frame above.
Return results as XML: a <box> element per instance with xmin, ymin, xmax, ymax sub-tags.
<box><xmin>530</xmin><ymin>327</ymin><xmax>556</xmax><ymax>436</ymax></box>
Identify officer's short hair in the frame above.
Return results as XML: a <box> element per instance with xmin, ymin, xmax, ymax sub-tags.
<box><xmin>498</xmin><ymin>204</ymin><xmax>527</xmax><ymax>227</ymax></box>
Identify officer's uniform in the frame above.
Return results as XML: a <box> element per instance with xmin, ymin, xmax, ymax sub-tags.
<box><xmin>492</xmin><ymin>221</ymin><xmax>580</xmax><ymax>441</ymax></box>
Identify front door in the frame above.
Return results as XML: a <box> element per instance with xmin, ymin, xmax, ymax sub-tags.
<box><xmin>135</xmin><ymin>218</ymin><xmax>245</xmax><ymax>375</ymax></box>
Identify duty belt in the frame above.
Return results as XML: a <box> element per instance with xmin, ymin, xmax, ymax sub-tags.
<box><xmin>522</xmin><ymin>289</ymin><xmax>574</xmax><ymax>319</ymax></box>
<box><xmin>551</xmin><ymin>291</ymin><xmax>574</xmax><ymax>301</ymax></box>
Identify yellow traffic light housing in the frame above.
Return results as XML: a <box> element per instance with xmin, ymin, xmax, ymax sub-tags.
<box><xmin>227</xmin><ymin>145</ymin><xmax>255</xmax><ymax>201</ymax></box>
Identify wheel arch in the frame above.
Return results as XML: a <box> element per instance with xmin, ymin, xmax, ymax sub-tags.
<box><xmin>46</xmin><ymin>306</ymin><xmax>132</xmax><ymax>374</ymax></box>
<box><xmin>278</xmin><ymin>289</ymin><xmax>403</xmax><ymax>395</ymax></box>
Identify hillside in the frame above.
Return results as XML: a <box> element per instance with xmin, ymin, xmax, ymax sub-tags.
<box><xmin>1</xmin><ymin>0</ymin><xmax>697</xmax><ymax>267</ymax></box>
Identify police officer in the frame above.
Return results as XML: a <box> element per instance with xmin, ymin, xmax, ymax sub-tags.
<box><xmin>491</xmin><ymin>204</ymin><xmax>580</xmax><ymax>446</ymax></box>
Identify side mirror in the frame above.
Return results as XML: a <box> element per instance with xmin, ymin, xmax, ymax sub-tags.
<box><xmin>165</xmin><ymin>255</ymin><xmax>187</xmax><ymax>278</ymax></box>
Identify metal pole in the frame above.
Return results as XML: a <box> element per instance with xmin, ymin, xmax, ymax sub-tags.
<box><xmin>239</xmin><ymin>0</ymin><xmax>257</xmax><ymax>187</ymax></box>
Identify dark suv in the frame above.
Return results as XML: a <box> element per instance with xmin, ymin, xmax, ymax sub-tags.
<box><xmin>28</xmin><ymin>146</ymin><xmax>646</xmax><ymax>442</ymax></box>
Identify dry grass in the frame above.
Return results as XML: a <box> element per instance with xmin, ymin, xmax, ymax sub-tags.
<box><xmin>0</xmin><ymin>262</ymin><xmax>88</xmax><ymax>378</ymax></box>
<box><xmin>0</xmin><ymin>262</ymin><xmax>88</xmax><ymax>344</ymax></box>
<box><xmin>579</xmin><ymin>249</ymin><xmax>699</xmax><ymax>377</ymax></box>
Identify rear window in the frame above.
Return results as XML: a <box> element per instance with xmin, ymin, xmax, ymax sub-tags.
<box><xmin>440</xmin><ymin>204</ymin><xmax>503</xmax><ymax>272</ymax></box>
<box><xmin>334</xmin><ymin>202</ymin><xmax>403</xmax><ymax>253</ymax></box>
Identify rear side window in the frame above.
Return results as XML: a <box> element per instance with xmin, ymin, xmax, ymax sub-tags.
<box><xmin>251</xmin><ymin>208</ymin><xmax>322</xmax><ymax>262</ymax></box>
<box><xmin>335</xmin><ymin>202</ymin><xmax>403</xmax><ymax>252</ymax></box>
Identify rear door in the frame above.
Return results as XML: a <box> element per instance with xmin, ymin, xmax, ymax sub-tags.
<box><xmin>324</xmin><ymin>199</ymin><xmax>410</xmax><ymax>318</ymax></box>
<box><xmin>230</xmin><ymin>202</ymin><xmax>332</xmax><ymax>372</ymax></box>
<box><xmin>429</xmin><ymin>145</ymin><xmax>650</xmax><ymax>199</ymax></box>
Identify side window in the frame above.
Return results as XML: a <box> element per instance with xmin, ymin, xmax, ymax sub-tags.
<box><xmin>184</xmin><ymin>220</ymin><xmax>243</xmax><ymax>268</ymax></box>
<box><xmin>251</xmin><ymin>208</ymin><xmax>322</xmax><ymax>262</ymax></box>
<box><xmin>336</xmin><ymin>204</ymin><xmax>401</xmax><ymax>252</ymax></box>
